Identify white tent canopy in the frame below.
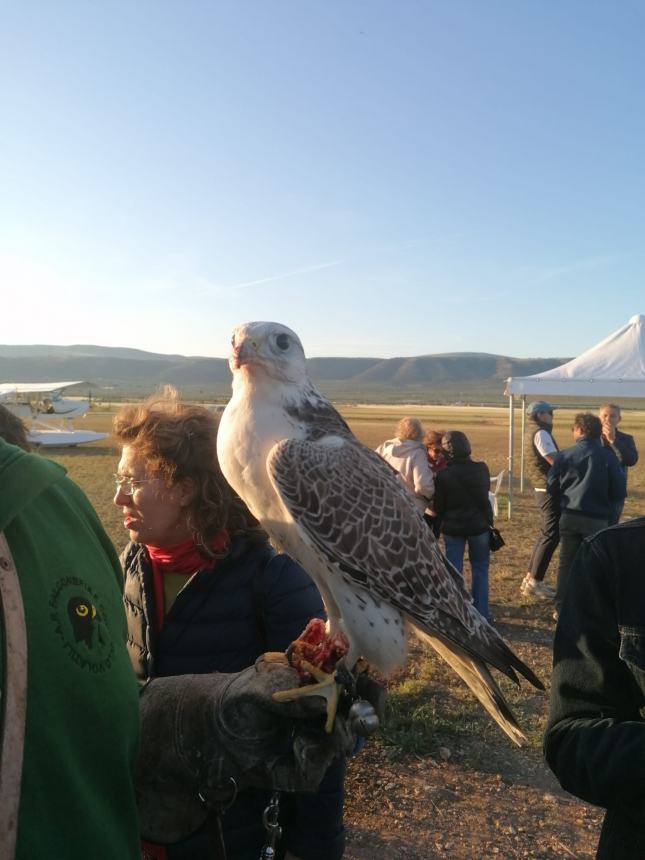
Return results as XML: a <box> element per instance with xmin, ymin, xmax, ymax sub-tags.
<box><xmin>506</xmin><ymin>314</ymin><xmax>645</xmax><ymax>398</ymax></box>
<box><xmin>503</xmin><ymin>314</ymin><xmax>645</xmax><ymax>517</ymax></box>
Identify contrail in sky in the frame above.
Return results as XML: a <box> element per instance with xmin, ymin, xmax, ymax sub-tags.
<box><xmin>529</xmin><ymin>255</ymin><xmax>613</xmax><ymax>285</ymax></box>
<box><xmin>224</xmin><ymin>259</ymin><xmax>342</xmax><ymax>291</ymax></box>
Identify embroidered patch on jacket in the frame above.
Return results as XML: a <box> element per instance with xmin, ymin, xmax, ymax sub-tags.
<box><xmin>49</xmin><ymin>576</ymin><xmax>114</xmax><ymax>673</ymax></box>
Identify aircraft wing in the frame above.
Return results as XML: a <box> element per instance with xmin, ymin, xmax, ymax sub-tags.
<box><xmin>0</xmin><ymin>381</ymin><xmax>84</xmax><ymax>398</ymax></box>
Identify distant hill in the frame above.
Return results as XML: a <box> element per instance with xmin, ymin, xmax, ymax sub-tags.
<box><xmin>0</xmin><ymin>344</ymin><xmax>570</xmax><ymax>404</ymax></box>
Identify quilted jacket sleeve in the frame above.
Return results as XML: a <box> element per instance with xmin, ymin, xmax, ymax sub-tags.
<box><xmin>544</xmin><ymin>532</ymin><xmax>645</xmax><ymax>810</ymax></box>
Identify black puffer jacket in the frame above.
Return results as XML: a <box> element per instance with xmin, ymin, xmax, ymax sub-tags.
<box><xmin>122</xmin><ymin>536</ymin><xmax>319</xmax><ymax>680</ymax></box>
<box><xmin>433</xmin><ymin>434</ymin><xmax>492</xmax><ymax>537</ymax></box>
<box><xmin>122</xmin><ymin>535</ymin><xmax>345</xmax><ymax>860</ymax></box>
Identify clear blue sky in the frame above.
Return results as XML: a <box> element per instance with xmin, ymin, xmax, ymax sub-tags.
<box><xmin>2</xmin><ymin>1</ymin><xmax>644</xmax><ymax>359</ymax></box>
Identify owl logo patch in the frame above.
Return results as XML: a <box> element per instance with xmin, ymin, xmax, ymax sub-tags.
<box><xmin>50</xmin><ymin>577</ymin><xmax>114</xmax><ymax>672</ymax></box>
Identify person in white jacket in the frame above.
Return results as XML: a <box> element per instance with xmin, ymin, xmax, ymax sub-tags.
<box><xmin>375</xmin><ymin>417</ymin><xmax>435</xmax><ymax>513</ymax></box>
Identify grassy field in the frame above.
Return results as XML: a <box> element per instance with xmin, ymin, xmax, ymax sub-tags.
<box><xmin>42</xmin><ymin>402</ymin><xmax>645</xmax><ymax>858</ymax></box>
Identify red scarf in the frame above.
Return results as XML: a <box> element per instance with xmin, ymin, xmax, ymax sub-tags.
<box><xmin>141</xmin><ymin>843</ymin><xmax>168</xmax><ymax>860</ymax></box>
<box><xmin>146</xmin><ymin>530</ymin><xmax>229</xmax><ymax>633</ymax></box>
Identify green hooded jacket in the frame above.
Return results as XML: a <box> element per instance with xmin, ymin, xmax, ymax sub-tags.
<box><xmin>0</xmin><ymin>439</ymin><xmax>140</xmax><ymax>859</ymax></box>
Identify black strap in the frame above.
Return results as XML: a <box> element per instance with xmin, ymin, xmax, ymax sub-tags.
<box><xmin>205</xmin><ymin>812</ymin><xmax>227</xmax><ymax>860</ymax></box>
<box><xmin>201</xmin><ymin>777</ymin><xmax>238</xmax><ymax>860</ymax></box>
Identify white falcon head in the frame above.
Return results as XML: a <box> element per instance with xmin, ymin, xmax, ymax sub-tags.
<box><xmin>229</xmin><ymin>321</ymin><xmax>307</xmax><ymax>387</ymax></box>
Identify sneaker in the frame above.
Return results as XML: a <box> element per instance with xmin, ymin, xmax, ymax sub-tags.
<box><xmin>521</xmin><ymin>576</ymin><xmax>556</xmax><ymax>600</ymax></box>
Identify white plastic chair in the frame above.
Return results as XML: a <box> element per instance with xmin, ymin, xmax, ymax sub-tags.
<box><xmin>489</xmin><ymin>469</ymin><xmax>505</xmax><ymax>518</ymax></box>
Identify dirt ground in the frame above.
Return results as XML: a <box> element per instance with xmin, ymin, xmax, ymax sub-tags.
<box><xmin>344</xmin><ymin>746</ymin><xmax>602</xmax><ymax>859</ymax></box>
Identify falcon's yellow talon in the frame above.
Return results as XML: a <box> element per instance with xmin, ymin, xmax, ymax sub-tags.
<box><xmin>272</xmin><ymin>662</ymin><xmax>342</xmax><ymax>733</ymax></box>
<box><xmin>262</xmin><ymin>652</ymin><xmax>291</xmax><ymax>665</ymax></box>
<box><xmin>298</xmin><ymin>659</ymin><xmax>335</xmax><ymax>683</ymax></box>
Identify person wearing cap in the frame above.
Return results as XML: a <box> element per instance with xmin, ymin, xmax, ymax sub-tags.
<box><xmin>599</xmin><ymin>403</ymin><xmax>639</xmax><ymax>525</ymax></box>
<box><xmin>521</xmin><ymin>400</ymin><xmax>560</xmax><ymax>600</ymax></box>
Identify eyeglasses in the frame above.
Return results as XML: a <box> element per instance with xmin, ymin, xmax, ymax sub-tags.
<box><xmin>113</xmin><ymin>474</ymin><xmax>156</xmax><ymax>496</ymax></box>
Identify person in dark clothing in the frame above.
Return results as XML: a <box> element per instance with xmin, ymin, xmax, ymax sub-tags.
<box><xmin>112</xmin><ymin>388</ymin><xmax>345</xmax><ymax>860</ymax></box>
<box><xmin>547</xmin><ymin>412</ymin><xmax>626</xmax><ymax>615</ymax></box>
<box><xmin>433</xmin><ymin>430</ymin><xmax>493</xmax><ymax>621</ymax></box>
<box><xmin>599</xmin><ymin>403</ymin><xmax>639</xmax><ymax>525</ymax></box>
<box><xmin>521</xmin><ymin>400</ymin><xmax>559</xmax><ymax>601</ymax></box>
<box><xmin>544</xmin><ymin>519</ymin><xmax>645</xmax><ymax>859</ymax></box>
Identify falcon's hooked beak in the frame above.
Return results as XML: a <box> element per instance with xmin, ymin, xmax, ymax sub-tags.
<box><xmin>230</xmin><ymin>337</ymin><xmax>257</xmax><ymax>371</ymax></box>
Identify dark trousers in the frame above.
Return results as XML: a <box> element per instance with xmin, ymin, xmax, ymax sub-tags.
<box><xmin>597</xmin><ymin>806</ymin><xmax>645</xmax><ymax>859</ymax></box>
<box><xmin>527</xmin><ymin>490</ymin><xmax>561</xmax><ymax>581</ymax></box>
<box><xmin>555</xmin><ymin>511</ymin><xmax>607</xmax><ymax>611</ymax></box>
<box><xmin>444</xmin><ymin>531</ymin><xmax>491</xmax><ymax>621</ymax></box>
<box><xmin>608</xmin><ymin>499</ymin><xmax>625</xmax><ymax>526</ymax></box>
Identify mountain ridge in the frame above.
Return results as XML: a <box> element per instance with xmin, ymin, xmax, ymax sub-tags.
<box><xmin>0</xmin><ymin>344</ymin><xmax>571</xmax><ymax>402</ymax></box>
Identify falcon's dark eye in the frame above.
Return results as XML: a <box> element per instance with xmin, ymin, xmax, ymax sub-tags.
<box><xmin>276</xmin><ymin>333</ymin><xmax>290</xmax><ymax>351</ymax></box>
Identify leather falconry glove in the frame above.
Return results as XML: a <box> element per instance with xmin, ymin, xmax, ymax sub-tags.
<box><xmin>136</xmin><ymin>655</ymin><xmax>371</xmax><ymax>843</ymax></box>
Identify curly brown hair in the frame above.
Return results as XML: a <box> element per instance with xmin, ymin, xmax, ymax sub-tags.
<box><xmin>112</xmin><ymin>387</ymin><xmax>266</xmax><ymax>553</ymax></box>
<box><xmin>423</xmin><ymin>430</ymin><xmax>445</xmax><ymax>448</ymax></box>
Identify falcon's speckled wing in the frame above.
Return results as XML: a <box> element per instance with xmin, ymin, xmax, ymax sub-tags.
<box><xmin>267</xmin><ymin>435</ymin><xmax>537</xmax><ymax>687</ymax></box>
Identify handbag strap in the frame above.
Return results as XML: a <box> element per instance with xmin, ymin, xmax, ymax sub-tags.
<box><xmin>0</xmin><ymin>531</ymin><xmax>28</xmax><ymax>860</ymax></box>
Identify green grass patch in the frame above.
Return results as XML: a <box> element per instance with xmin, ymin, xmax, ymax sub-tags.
<box><xmin>379</xmin><ymin>676</ymin><xmax>486</xmax><ymax>756</ymax></box>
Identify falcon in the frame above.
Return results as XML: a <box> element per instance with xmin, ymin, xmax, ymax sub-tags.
<box><xmin>217</xmin><ymin>321</ymin><xmax>543</xmax><ymax>744</ymax></box>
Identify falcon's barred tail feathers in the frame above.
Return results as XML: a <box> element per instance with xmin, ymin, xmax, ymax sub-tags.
<box><xmin>217</xmin><ymin>320</ymin><xmax>544</xmax><ymax>746</ymax></box>
<box><xmin>414</xmin><ymin>630</ymin><xmax>529</xmax><ymax>746</ymax></box>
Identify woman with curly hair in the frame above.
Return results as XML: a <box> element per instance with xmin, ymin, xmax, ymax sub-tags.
<box><xmin>112</xmin><ymin>387</ymin><xmax>345</xmax><ymax>860</ymax></box>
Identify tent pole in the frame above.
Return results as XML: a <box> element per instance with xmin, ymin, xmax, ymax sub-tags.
<box><xmin>508</xmin><ymin>395</ymin><xmax>514</xmax><ymax>519</ymax></box>
<box><xmin>520</xmin><ymin>395</ymin><xmax>526</xmax><ymax>492</ymax></box>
